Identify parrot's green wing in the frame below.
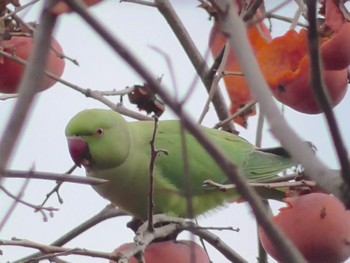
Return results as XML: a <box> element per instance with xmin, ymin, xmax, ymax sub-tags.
<box><xmin>65</xmin><ymin>109</ymin><xmax>294</xmax><ymax>220</ymax></box>
<box><xmin>135</xmin><ymin>120</ymin><xmax>293</xmax><ymax>189</ymax></box>
<box><xmin>129</xmin><ymin>121</ymin><xmax>293</xmax><ymax>216</ymax></box>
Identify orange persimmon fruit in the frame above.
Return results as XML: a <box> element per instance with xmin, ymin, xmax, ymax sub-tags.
<box><xmin>209</xmin><ymin>9</ymin><xmax>271</xmax><ymax>127</ymax></box>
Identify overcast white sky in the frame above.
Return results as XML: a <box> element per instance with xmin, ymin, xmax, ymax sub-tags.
<box><xmin>0</xmin><ymin>1</ymin><xmax>350</xmax><ymax>262</ymax></box>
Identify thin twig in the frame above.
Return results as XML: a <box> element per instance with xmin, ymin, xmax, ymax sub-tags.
<box><xmin>213</xmin><ymin>101</ymin><xmax>257</xmax><ymax>129</ymax></box>
<box><xmin>195</xmin><ymin>225</ymin><xmax>239</xmax><ymax>232</ymax></box>
<box><xmin>186</xmin><ymin>225</ymin><xmax>248</xmax><ymax>263</ymax></box>
<box><xmin>148</xmin><ymin>117</ymin><xmax>158</xmax><ymax>232</ymax></box>
<box><xmin>3</xmin><ymin>170</ymin><xmax>107</xmax><ymax>185</ymax></box>
<box><xmin>267</xmin><ymin>13</ymin><xmax>307</xmax><ymax>28</ymax></box>
<box><xmin>155</xmin><ymin>0</ymin><xmax>235</xmax><ymax>132</ymax></box>
<box><xmin>198</xmin><ymin>43</ymin><xmax>230</xmax><ymax>124</ymax></box>
<box><xmin>99</xmin><ymin>86</ymin><xmax>135</xmax><ymax>96</ymax></box>
<box><xmin>0</xmin><ymin>178</ymin><xmax>31</xmax><ymax>231</ymax></box>
<box><xmin>1</xmin><ymin>238</ymin><xmax>120</xmax><ymax>262</ymax></box>
<box><xmin>248</xmin><ymin>0</ymin><xmax>293</xmax><ymax>27</ymax></box>
<box><xmin>294</xmin><ymin>0</ymin><xmax>308</xmax><ymax>19</ymax></box>
<box><xmin>203</xmin><ymin>179</ymin><xmax>316</xmax><ymax>191</ymax></box>
<box><xmin>289</xmin><ymin>6</ymin><xmax>303</xmax><ymax>30</ymax></box>
<box><xmin>148</xmin><ymin>46</ymin><xmax>179</xmax><ymax>99</ymax></box>
<box><xmin>255</xmin><ymin>106</ymin><xmax>268</xmax><ymax>263</ymax></box>
<box><xmin>242</xmin><ymin>0</ymin><xmax>263</xmax><ymax>22</ymax></box>
<box><xmin>255</xmin><ymin>106</ymin><xmax>264</xmax><ymax>148</ymax></box>
<box><xmin>2</xmin><ymin>0</ymin><xmax>40</xmax><ymax>19</ymax></box>
<box><xmin>180</xmin><ymin>122</ymin><xmax>194</xmax><ymax>219</ymax></box>
<box><xmin>148</xmin><ymin>119</ymin><xmax>168</xmax><ymax>232</ymax></box>
<box><xmin>120</xmin><ymin>0</ymin><xmax>156</xmax><ymax>7</ymax></box>
<box><xmin>0</xmin><ymin>184</ymin><xmax>58</xmax><ymax>218</ymax></box>
<box><xmin>39</xmin><ymin>165</ymin><xmax>77</xmax><ymax>208</ymax></box>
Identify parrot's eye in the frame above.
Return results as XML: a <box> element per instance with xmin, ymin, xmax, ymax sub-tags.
<box><xmin>97</xmin><ymin>128</ymin><xmax>104</xmax><ymax>136</ymax></box>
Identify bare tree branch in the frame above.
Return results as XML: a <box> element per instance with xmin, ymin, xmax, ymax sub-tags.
<box><xmin>120</xmin><ymin>0</ymin><xmax>156</xmax><ymax>7</ymax></box>
<box><xmin>186</xmin><ymin>225</ymin><xmax>248</xmax><ymax>263</ymax></box>
<box><xmin>155</xmin><ymin>0</ymin><xmax>235</xmax><ymax>132</ymax></box>
<box><xmin>3</xmin><ymin>170</ymin><xmax>107</xmax><ymax>185</ymax></box>
<box><xmin>0</xmin><ymin>178</ymin><xmax>31</xmax><ymax>231</ymax></box>
<box><xmin>203</xmin><ymin>178</ymin><xmax>316</xmax><ymax>191</ymax></box>
<box><xmin>0</xmin><ymin>183</ymin><xmax>58</xmax><ymax>222</ymax></box>
<box><xmin>14</xmin><ymin>205</ymin><xmax>127</xmax><ymax>263</ymax></box>
<box><xmin>38</xmin><ymin>165</ymin><xmax>77</xmax><ymax>207</ymax></box>
<box><xmin>1</xmin><ymin>238</ymin><xmax>119</xmax><ymax>262</ymax></box>
<box><xmin>0</xmin><ymin>49</ymin><xmax>152</xmax><ymax>121</ymax></box>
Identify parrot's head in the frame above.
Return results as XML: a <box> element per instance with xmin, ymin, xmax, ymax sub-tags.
<box><xmin>65</xmin><ymin>109</ymin><xmax>131</xmax><ymax>170</ymax></box>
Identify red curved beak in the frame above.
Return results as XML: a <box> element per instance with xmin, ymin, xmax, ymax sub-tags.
<box><xmin>67</xmin><ymin>137</ymin><xmax>90</xmax><ymax>167</ymax></box>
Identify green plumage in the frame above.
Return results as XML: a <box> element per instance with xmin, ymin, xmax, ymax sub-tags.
<box><xmin>65</xmin><ymin>109</ymin><xmax>293</xmax><ymax>220</ymax></box>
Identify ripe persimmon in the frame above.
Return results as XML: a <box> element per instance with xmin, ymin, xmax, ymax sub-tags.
<box><xmin>111</xmin><ymin>240</ymin><xmax>210</xmax><ymax>263</ymax></box>
<box><xmin>0</xmin><ymin>36</ymin><xmax>65</xmax><ymax>94</ymax></box>
<box><xmin>259</xmin><ymin>193</ymin><xmax>350</xmax><ymax>263</ymax></box>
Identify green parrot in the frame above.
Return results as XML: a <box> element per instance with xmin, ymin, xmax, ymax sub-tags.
<box><xmin>65</xmin><ymin>109</ymin><xmax>294</xmax><ymax>220</ymax></box>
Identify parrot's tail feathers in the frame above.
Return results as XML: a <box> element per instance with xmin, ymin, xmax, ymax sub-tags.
<box><xmin>245</xmin><ymin>151</ymin><xmax>295</xmax><ymax>182</ymax></box>
<box><xmin>258</xmin><ymin>141</ymin><xmax>317</xmax><ymax>157</ymax></box>
<box><xmin>258</xmin><ymin>146</ymin><xmax>291</xmax><ymax>158</ymax></box>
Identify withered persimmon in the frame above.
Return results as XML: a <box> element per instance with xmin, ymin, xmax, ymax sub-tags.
<box><xmin>111</xmin><ymin>240</ymin><xmax>210</xmax><ymax>263</ymax></box>
<box><xmin>0</xmin><ymin>36</ymin><xmax>65</xmax><ymax>94</ymax></box>
<box><xmin>259</xmin><ymin>193</ymin><xmax>350</xmax><ymax>263</ymax></box>
<box><xmin>51</xmin><ymin>0</ymin><xmax>102</xmax><ymax>15</ymax></box>
<box><xmin>209</xmin><ymin>8</ymin><xmax>271</xmax><ymax>127</ymax></box>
